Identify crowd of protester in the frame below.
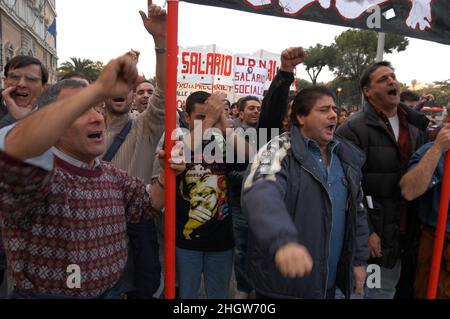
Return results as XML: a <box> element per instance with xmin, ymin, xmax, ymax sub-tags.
<box><xmin>0</xmin><ymin>1</ymin><xmax>449</xmax><ymax>300</ymax></box>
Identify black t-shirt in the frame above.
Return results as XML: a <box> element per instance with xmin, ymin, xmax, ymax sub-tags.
<box><xmin>176</xmin><ymin>136</ymin><xmax>234</xmax><ymax>251</ymax></box>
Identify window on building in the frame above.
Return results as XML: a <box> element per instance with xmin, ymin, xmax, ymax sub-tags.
<box><xmin>51</xmin><ymin>55</ymin><xmax>57</xmax><ymax>70</ymax></box>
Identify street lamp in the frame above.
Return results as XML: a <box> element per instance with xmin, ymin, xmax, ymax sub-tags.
<box><xmin>336</xmin><ymin>87</ymin><xmax>342</xmax><ymax>108</ymax></box>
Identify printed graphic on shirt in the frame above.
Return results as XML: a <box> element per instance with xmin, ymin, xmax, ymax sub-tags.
<box><xmin>179</xmin><ymin>163</ymin><xmax>230</xmax><ymax>240</ymax></box>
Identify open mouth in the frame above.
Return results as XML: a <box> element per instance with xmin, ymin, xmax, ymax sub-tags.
<box><xmin>113</xmin><ymin>97</ymin><xmax>125</xmax><ymax>102</ymax></box>
<box><xmin>387</xmin><ymin>88</ymin><xmax>398</xmax><ymax>96</ymax></box>
<box><xmin>87</xmin><ymin>132</ymin><xmax>103</xmax><ymax>141</ymax></box>
<box><xmin>13</xmin><ymin>92</ymin><xmax>29</xmax><ymax>98</ymax></box>
<box><xmin>325</xmin><ymin>124</ymin><xmax>336</xmax><ymax>133</ymax></box>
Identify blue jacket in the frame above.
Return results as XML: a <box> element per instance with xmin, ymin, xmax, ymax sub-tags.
<box><xmin>242</xmin><ymin>127</ymin><xmax>369</xmax><ymax>298</ymax></box>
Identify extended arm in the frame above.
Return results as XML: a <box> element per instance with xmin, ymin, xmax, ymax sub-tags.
<box><xmin>258</xmin><ymin>47</ymin><xmax>304</xmax><ymax>134</ymax></box>
<box><xmin>400</xmin><ymin>124</ymin><xmax>450</xmax><ymax>200</ymax></box>
<box><xmin>139</xmin><ymin>0</ymin><xmax>167</xmax><ymax>90</ymax></box>
<box><xmin>5</xmin><ymin>53</ymin><xmax>143</xmax><ymax>161</ymax></box>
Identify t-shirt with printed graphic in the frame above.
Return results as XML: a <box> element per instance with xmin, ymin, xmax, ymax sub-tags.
<box><xmin>176</xmin><ymin>136</ymin><xmax>234</xmax><ymax>251</ymax></box>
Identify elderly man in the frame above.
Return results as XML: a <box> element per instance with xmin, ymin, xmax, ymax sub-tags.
<box><xmin>0</xmin><ymin>52</ymin><xmax>183</xmax><ymax>299</ymax></box>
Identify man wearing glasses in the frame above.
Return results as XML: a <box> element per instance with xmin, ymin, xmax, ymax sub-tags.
<box><xmin>0</xmin><ymin>56</ymin><xmax>48</xmax><ymax>129</ymax></box>
<box><xmin>0</xmin><ymin>55</ymin><xmax>48</xmax><ymax>296</ymax></box>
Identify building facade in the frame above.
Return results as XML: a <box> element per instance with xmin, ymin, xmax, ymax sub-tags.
<box><xmin>0</xmin><ymin>0</ymin><xmax>57</xmax><ymax>85</ymax></box>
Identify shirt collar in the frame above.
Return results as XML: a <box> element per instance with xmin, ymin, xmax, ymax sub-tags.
<box><xmin>301</xmin><ymin>134</ymin><xmax>340</xmax><ymax>154</ymax></box>
<box><xmin>51</xmin><ymin>147</ymin><xmax>101</xmax><ymax>169</ymax></box>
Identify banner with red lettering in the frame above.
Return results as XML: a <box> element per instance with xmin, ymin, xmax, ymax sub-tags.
<box><xmin>178</xmin><ymin>45</ymin><xmax>235</xmax><ymax>86</ymax></box>
<box><xmin>234</xmin><ymin>55</ymin><xmax>269</xmax><ymax>98</ymax></box>
<box><xmin>177</xmin><ymin>83</ymin><xmax>234</xmax><ymax>109</ymax></box>
<box><xmin>178</xmin><ymin>45</ymin><xmax>289</xmax><ymax>102</ymax></box>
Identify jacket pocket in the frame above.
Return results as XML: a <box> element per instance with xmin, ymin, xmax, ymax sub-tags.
<box><xmin>366</xmin><ymin>199</ymin><xmax>383</xmax><ymax>233</ymax></box>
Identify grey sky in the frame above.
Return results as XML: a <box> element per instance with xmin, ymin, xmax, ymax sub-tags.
<box><xmin>57</xmin><ymin>0</ymin><xmax>449</xmax><ymax>86</ymax></box>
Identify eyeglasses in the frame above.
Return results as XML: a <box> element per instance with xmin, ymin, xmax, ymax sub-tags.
<box><xmin>7</xmin><ymin>71</ymin><xmax>41</xmax><ymax>84</ymax></box>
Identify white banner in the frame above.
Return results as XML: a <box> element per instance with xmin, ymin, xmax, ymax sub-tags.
<box><xmin>233</xmin><ymin>55</ymin><xmax>268</xmax><ymax>99</ymax></box>
<box><xmin>178</xmin><ymin>45</ymin><xmax>234</xmax><ymax>86</ymax></box>
<box><xmin>177</xmin><ymin>83</ymin><xmax>234</xmax><ymax>109</ymax></box>
<box><xmin>177</xmin><ymin>45</ymin><xmax>293</xmax><ymax>102</ymax></box>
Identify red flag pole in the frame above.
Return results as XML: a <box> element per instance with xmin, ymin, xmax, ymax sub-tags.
<box><xmin>164</xmin><ymin>0</ymin><xmax>179</xmax><ymax>300</ymax></box>
<box><xmin>427</xmin><ymin>118</ymin><xmax>450</xmax><ymax>299</ymax></box>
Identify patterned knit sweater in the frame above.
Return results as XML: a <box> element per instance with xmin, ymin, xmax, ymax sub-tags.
<box><xmin>0</xmin><ymin>150</ymin><xmax>155</xmax><ymax>298</ymax></box>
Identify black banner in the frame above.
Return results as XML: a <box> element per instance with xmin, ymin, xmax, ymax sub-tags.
<box><xmin>181</xmin><ymin>0</ymin><xmax>450</xmax><ymax>45</ymax></box>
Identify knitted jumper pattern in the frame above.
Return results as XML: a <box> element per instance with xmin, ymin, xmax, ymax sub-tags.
<box><xmin>0</xmin><ymin>150</ymin><xmax>154</xmax><ymax>297</ymax></box>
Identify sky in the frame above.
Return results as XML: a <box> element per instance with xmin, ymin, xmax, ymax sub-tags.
<box><xmin>56</xmin><ymin>0</ymin><xmax>450</xmax><ymax>86</ymax></box>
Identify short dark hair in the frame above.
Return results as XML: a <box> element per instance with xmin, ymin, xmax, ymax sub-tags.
<box><xmin>360</xmin><ymin>61</ymin><xmax>394</xmax><ymax>94</ymax></box>
<box><xmin>60</xmin><ymin>71</ymin><xmax>90</xmax><ymax>83</ymax></box>
<box><xmin>5</xmin><ymin>55</ymin><xmax>49</xmax><ymax>84</ymax></box>
<box><xmin>400</xmin><ymin>90</ymin><xmax>420</xmax><ymax>102</ymax></box>
<box><xmin>185</xmin><ymin>91</ymin><xmax>211</xmax><ymax>115</ymax></box>
<box><xmin>291</xmin><ymin>86</ymin><xmax>335</xmax><ymax>127</ymax></box>
<box><xmin>237</xmin><ymin>96</ymin><xmax>260</xmax><ymax>112</ymax></box>
<box><xmin>37</xmin><ymin>79</ymin><xmax>88</xmax><ymax>109</ymax></box>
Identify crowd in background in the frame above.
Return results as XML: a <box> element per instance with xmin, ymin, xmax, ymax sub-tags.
<box><xmin>0</xmin><ymin>1</ymin><xmax>449</xmax><ymax>300</ymax></box>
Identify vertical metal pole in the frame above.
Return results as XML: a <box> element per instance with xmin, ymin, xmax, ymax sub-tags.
<box><xmin>376</xmin><ymin>32</ymin><xmax>385</xmax><ymax>62</ymax></box>
<box><xmin>164</xmin><ymin>0</ymin><xmax>179</xmax><ymax>300</ymax></box>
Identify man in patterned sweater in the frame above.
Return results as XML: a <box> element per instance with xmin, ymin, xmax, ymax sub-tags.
<box><xmin>0</xmin><ymin>52</ymin><xmax>184</xmax><ymax>298</ymax></box>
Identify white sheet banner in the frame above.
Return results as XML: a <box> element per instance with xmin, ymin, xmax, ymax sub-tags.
<box><xmin>178</xmin><ymin>45</ymin><xmax>234</xmax><ymax>86</ymax></box>
<box><xmin>177</xmin><ymin>45</ymin><xmax>294</xmax><ymax>101</ymax></box>
<box><xmin>233</xmin><ymin>55</ymin><xmax>268</xmax><ymax>99</ymax></box>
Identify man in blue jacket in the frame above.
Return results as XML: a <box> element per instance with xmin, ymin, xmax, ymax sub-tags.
<box><xmin>242</xmin><ymin>86</ymin><xmax>369</xmax><ymax>298</ymax></box>
<box><xmin>400</xmin><ymin>122</ymin><xmax>450</xmax><ymax>298</ymax></box>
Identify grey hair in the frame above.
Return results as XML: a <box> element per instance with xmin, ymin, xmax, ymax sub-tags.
<box><xmin>37</xmin><ymin>79</ymin><xmax>88</xmax><ymax>108</ymax></box>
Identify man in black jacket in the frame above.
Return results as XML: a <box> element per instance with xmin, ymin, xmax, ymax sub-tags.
<box><xmin>336</xmin><ymin>61</ymin><xmax>429</xmax><ymax>299</ymax></box>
